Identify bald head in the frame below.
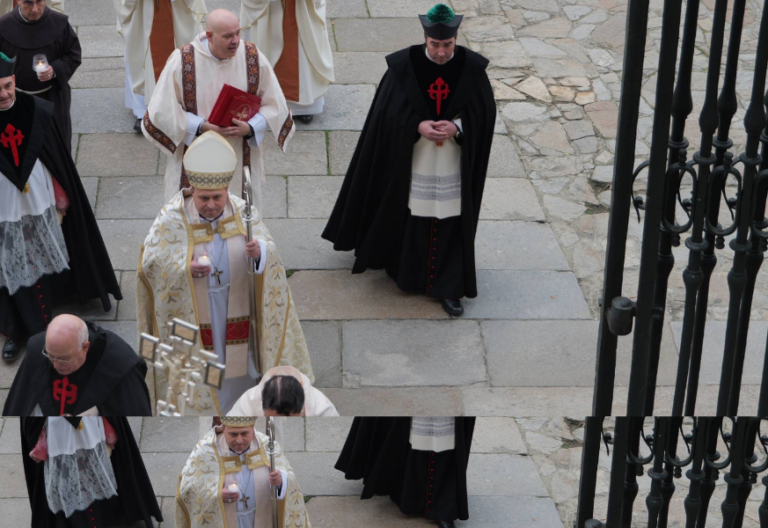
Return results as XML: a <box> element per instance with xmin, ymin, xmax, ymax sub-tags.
<box><xmin>45</xmin><ymin>315</ymin><xmax>90</xmax><ymax>375</ymax></box>
<box><xmin>205</xmin><ymin>10</ymin><xmax>241</xmax><ymax>59</ymax></box>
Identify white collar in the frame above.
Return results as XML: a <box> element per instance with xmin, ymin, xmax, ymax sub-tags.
<box><xmin>0</xmin><ymin>99</ymin><xmax>15</xmax><ymax>111</ymax></box>
<box><xmin>425</xmin><ymin>46</ymin><xmax>454</xmax><ymax>64</ymax></box>
<box><xmin>202</xmin><ymin>36</ymin><xmax>228</xmax><ymax>62</ymax></box>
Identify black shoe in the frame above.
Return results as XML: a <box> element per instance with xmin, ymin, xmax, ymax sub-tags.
<box><xmin>2</xmin><ymin>338</ymin><xmax>23</xmax><ymax>362</ymax></box>
<box><xmin>296</xmin><ymin>114</ymin><xmax>313</xmax><ymax>124</ymax></box>
<box><xmin>134</xmin><ymin>118</ymin><xmax>142</xmax><ymax>133</ymax></box>
<box><xmin>436</xmin><ymin>522</ymin><xmax>456</xmax><ymax>528</ymax></box>
<box><xmin>440</xmin><ymin>298</ymin><xmax>463</xmax><ymax>316</ymax></box>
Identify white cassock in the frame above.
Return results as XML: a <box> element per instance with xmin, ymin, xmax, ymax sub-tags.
<box><xmin>113</xmin><ymin>0</ymin><xmax>207</xmax><ymax>119</ymax></box>
<box><xmin>241</xmin><ymin>0</ymin><xmax>334</xmax><ymax>116</ymax></box>
<box><xmin>0</xmin><ymin>0</ymin><xmax>63</xmax><ymax>14</ymax></box>
<box><xmin>142</xmin><ymin>34</ymin><xmax>295</xmax><ymax>206</ymax></box>
<box><xmin>195</xmin><ymin>212</ymin><xmax>266</xmax><ymax>414</ymax></box>
<box><xmin>223</xmin><ymin>440</ymin><xmax>287</xmax><ymax>528</ymax></box>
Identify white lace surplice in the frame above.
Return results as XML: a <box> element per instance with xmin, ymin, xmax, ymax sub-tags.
<box><xmin>0</xmin><ymin>160</ymin><xmax>69</xmax><ymax>294</ymax></box>
<box><xmin>44</xmin><ymin>417</ymin><xmax>118</xmax><ymax>517</ymax></box>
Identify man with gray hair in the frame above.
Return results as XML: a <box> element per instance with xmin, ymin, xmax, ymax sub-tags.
<box><xmin>3</xmin><ymin>314</ymin><xmax>152</xmax><ymax>416</ymax></box>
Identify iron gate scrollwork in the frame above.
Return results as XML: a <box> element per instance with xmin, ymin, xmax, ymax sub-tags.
<box><xmin>591</xmin><ymin>0</ymin><xmax>768</xmax><ymax>417</ymax></box>
<box><xmin>577</xmin><ymin>417</ymin><xmax>768</xmax><ymax>528</ymax></box>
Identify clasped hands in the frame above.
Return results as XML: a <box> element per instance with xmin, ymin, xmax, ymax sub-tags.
<box><xmin>190</xmin><ymin>240</ymin><xmax>261</xmax><ymax>278</ymax></box>
<box><xmin>201</xmin><ymin>118</ymin><xmax>251</xmax><ymax>138</ymax></box>
<box><xmin>418</xmin><ymin>120</ymin><xmax>458</xmax><ymax>143</ymax></box>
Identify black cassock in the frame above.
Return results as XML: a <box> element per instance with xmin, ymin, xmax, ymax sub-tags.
<box><xmin>20</xmin><ymin>417</ymin><xmax>163</xmax><ymax>528</ymax></box>
<box><xmin>335</xmin><ymin>417</ymin><xmax>475</xmax><ymax>522</ymax></box>
<box><xmin>0</xmin><ymin>7</ymin><xmax>80</xmax><ymax>153</ymax></box>
<box><xmin>3</xmin><ymin>321</ymin><xmax>152</xmax><ymax>416</ymax></box>
<box><xmin>0</xmin><ymin>92</ymin><xmax>121</xmax><ymax>340</ymax></box>
<box><xmin>322</xmin><ymin>45</ymin><xmax>495</xmax><ymax>299</ymax></box>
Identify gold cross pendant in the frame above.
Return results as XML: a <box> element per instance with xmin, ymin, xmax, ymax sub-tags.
<box><xmin>240</xmin><ymin>493</ymin><xmax>250</xmax><ymax>509</ymax></box>
<box><xmin>211</xmin><ymin>268</ymin><xmax>223</xmax><ymax>285</ymax></box>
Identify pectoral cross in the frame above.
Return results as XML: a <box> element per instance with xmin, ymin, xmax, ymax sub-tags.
<box><xmin>211</xmin><ymin>267</ymin><xmax>223</xmax><ymax>285</ymax></box>
<box><xmin>1</xmin><ymin>123</ymin><xmax>24</xmax><ymax>167</ymax></box>
<box><xmin>428</xmin><ymin>77</ymin><xmax>450</xmax><ymax>116</ymax></box>
<box><xmin>240</xmin><ymin>492</ymin><xmax>251</xmax><ymax>509</ymax></box>
<box><xmin>53</xmin><ymin>377</ymin><xmax>78</xmax><ymax>416</ymax></box>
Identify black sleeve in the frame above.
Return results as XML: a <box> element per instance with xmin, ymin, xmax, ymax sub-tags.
<box><xmin>101</xmin><ymin>367</ymin><xmax>153</xmax><ymax>417</ymax></box>
<box><xmin>51</xmin><ymin>24</ymin><xmax>81</xmax><ymax>85</ymax></box>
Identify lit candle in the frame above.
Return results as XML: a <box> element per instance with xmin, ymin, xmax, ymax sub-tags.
<box><xmin>32</xmin><ymin>54</ymin><xmax>49</xmax><ymax>74</ymax></box>
<box><xmin>198</xmin><ymin>254</ymin><xmax>211</xmax><ymax>266</ymax></box>
<box><xmin>227</xmin><ymin>483</ymin><xmax>240</xmax><ymax>492</ymax></box>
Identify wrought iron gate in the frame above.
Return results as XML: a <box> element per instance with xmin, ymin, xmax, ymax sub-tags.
<box><xmin>592</xmin><ymin>0</ymin><xmax>768</xmax><ymax>417</ymax></box>
<box><xmin>577</xmin><ymin>417</ymin><xmax>768</xmax><ymax>528</ymax></box>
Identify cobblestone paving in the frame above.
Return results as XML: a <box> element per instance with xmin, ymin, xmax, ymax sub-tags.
<box><xmin>0</xmin><ymin>0</ymin><xmax>764</xmax><ymax>413</ymax></box>
<box><xmin>0</xmin><ymin>416</ymin><xmax>565</xmax><ymax>527</ymax></box>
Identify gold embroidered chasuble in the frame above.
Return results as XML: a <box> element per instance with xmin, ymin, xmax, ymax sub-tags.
<box><xmin>176</xmin><ymin>428</ymin><xmax>311</xmax><ymax>528</ymax></box>
<box><xmin>136</xmin><ymin>190</ymin><xmax>313</xmax><ymax>415</ymax></box>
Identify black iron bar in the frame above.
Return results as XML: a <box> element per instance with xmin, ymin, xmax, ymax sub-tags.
<box><xmin>719</xmin><ymin>419</ymin><xmax>748</xmax><ymax>528</ymax></box>
<box><xmin>684</xmin><ymin>419</ymin><xmax>708</xmax><ymax>528</ymax></box>
<box><xmin>577</xmin><ymin>417</ymin><xmax>604</xmax><ymax>528</ymax></box>
<box><xmin>606</xmin><ymin>418</ymin><xmax>631</xmax><ymax>528</ymax></box>
<box><xmin>658</xmin><ymin>417</ymin><xmax>684</xmax><ymax>528</ymax></box>
<box><xmin>685</xmin><ymin>0</ymin><xmax>743</xmax><ymax>416</ymax></box>
<box><xmin>697</xmin><ymin>417</ymin><xmax>723</xmax><ymax>528</ymax></box>
<box><xmin>646</xmin><ymin>418</ymin><xmax>669</xmax><ymax>528</ymax></box>
<box><xmin>621</xmin><ymin>418</ymin><xmax>644</xmax><ymax>528</ymax></box>
<box><xmin>732</xmin><ymin>419</ymin><xmax>759</xmax><ymax>528</ymax></box>
<box><xmin>726</xmin><ymin>0</ymin><xmax>768</xmax><ymax>415</ymax></box>
<box><xmin>675</xmin><ymin>0</ymin><xmax>729</xmax><ymax>415</ymax></box>
<box><xmin>713</xmin><ymin>0</ymin><xmax>749</xmax><ymax>415</ymax></box>
<box><xmin>592</xmin><ymin>0</ymin><xmax>650</xmax><ymax>416</ymax></box>
<box><xmin>645</xmin><ymin>0</ymin><xmax>700</xmax><ymax>416</ymax></box>
<box><xmin>758</xmin><ymin>88</ymin><xmax>768</xmax><ymax>416</ymax></box>
<box><xmin>626</xmin><ymin>0</ymin><xmax>684</xmax><ymax>416</ymax></box>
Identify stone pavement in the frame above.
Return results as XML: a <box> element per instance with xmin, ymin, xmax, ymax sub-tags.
<box><xmin>1</xmin><ymin>0</ymin><xmax>764</xmax><ymax>415</ymax></box>
<box><xmin>0</xmin><ymin>416</ymin><xmax>565</xmax><ymax>527</ymax></box>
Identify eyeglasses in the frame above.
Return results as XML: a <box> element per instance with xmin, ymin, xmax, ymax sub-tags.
<box><xmin>42</xmin><ymin>347</ymin><xmax>73</xmax><ymax>364</ymax></box>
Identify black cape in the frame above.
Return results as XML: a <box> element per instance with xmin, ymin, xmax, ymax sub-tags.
<box><xmin>0</xmin><ymin>91</ymin><xmax>122</xmax><ymax>311</ymax></box>
<box><xmin>3</xmin><ymin>321</ymin><xmax>152</xmax><ymax>416</ymax></box>
<box><xmin>0</xmin><ymin>7</ymin><xmax>81</xmax><ymax>151</ymax></box>
<box><xmin>321</xmin><ymin>45</ymin><xmax>496</xmax><ymax>298</ymax></box>
<box><xmin>335</xmin><ymin>417</ymin><xmax>475</xmax><ymax>521</ymax></box>
<box><xmin>20</xmin><ymin>417</ymin><xmax>163</xmax><ymax>528</ymax></box>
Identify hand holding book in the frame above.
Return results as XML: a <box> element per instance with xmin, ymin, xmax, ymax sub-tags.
<box><xmin>208</xmin><ymin>84</ymin><xmax>262</xmax><ymax>127</ymax></box>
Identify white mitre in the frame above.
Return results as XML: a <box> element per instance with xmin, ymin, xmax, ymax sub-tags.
<box><xmin>228</xmin><ymin>366</ymin><xmax>339</xmax><ymax>417</ymax></box>
<box><xmin>183</xmin><ymin>131</ymin><xmax>237</xmax><ymax>190</ymax></box>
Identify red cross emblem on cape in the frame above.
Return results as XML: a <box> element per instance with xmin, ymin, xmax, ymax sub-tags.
<box><xmin>53</xmin><ymin>377</ymin><xmax>78</xmax><ymax>416</ymax></box>
<box><xmin>0</xmin><ymin>123</ymin><xmax>24</xmax><ymax>167</ymax></box>
<box><xmin>428</xmin><ymin>77</ymin><xmax>450</xmax><ymax>116</ymax></box>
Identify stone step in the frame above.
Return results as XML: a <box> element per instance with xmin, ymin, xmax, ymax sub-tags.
<box><xmin>304</xmin><ymin>495</ymin><xmax>564</xmax><ymax>527</ymax></box>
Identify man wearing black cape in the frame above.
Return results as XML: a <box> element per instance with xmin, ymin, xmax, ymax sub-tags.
<box><xmin>20</xmin><ymin>416</ymin><xmax>163</xmax><ymax>528</ymax></box>
<box><xmin>335</xmin><ymin>417</ymin><xmax>475</xmax><ymax>528</ymax></box>
<box><xmin>322</xmin><ymin>4</ymin><xmax>495</xmax><ymax>316</ymax></box>
<box><xmin>0</xmin><ymin>54</ymin><xmax>121</xmax><ymax>361</ymax></box>
<box><xmin>3</xmin><ymin>314</ymin><xmax>152</xmax><ymax>416</ymax></box>
<box><xmin>0</xmin><ymin>0</ymin><xmax>81</xmax><ymax>152</ymax></box>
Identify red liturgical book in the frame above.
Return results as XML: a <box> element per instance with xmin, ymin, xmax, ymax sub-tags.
<box><xmin>208</xmin><ymin>84</ymin><xmax>262</xmax><ymax>127</ymax></box>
